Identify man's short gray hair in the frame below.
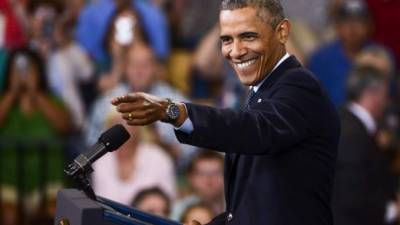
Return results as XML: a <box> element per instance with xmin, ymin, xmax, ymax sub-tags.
<box><xmin>220</xmin><ymin>0</ymin><xmax>285</xmax><ymax>28</ymax></box>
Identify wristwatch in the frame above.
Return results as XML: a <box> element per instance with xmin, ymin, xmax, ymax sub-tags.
<box><xmin>165</xmin><ymin>98</ymin><xmax>180</xmax><ymax>122</ymax></box>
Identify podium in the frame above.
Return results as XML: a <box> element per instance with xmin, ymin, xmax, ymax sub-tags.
<box><xmin>54</xmin><ymin>189</ymin><xmax>182</xmax><ymax>225</ymax></box>
<box><xmin>56</xmin><ymin>125</ymin><xmax>182</xmax><ymax>225</ymax></box>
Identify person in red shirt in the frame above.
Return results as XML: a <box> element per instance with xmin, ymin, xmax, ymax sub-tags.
<box><xmin>0</xmin><ymin>0</ymin><xmax>27</xmax><ymax>49</ymax></box>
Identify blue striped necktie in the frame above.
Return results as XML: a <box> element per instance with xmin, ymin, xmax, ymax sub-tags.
<box><xmin>245</xmin><ymin>88</ymin><xmax>256</xmax><ymax>108</ymax></box>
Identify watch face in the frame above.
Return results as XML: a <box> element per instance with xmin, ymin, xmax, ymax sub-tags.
<box><xmin>168</xmin><ymin>104</ymin><xmax>180</xmax><ymax>120</ymax></box>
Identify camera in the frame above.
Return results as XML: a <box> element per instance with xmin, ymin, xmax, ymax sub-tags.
<box><xmin>114</xmin><ymin>16</ymin><xmax>136</xmax><ymax>45</ymax></box>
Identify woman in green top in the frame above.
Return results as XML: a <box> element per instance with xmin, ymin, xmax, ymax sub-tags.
<box><xmin>0</xmin><ymin>48</ymin><xmax>71</xmax><ymax>224</ymax></box>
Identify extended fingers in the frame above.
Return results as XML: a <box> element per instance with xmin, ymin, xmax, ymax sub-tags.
<box><xmin>116</xmin><ymin>102</ymin><xmax>150</xmax><ymax>113</ymax></box>
<box><xmin>125</xmin><ymin>116</ymin><xmax>158</xmax><ymax>126</ymax></box>
<box><xmin>111</xmin><ymin>93</ymin><xmax>143</xmax><ymax>105</ymax></box>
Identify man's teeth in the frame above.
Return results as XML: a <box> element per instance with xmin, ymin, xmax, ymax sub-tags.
<box><xmin>236</xmin><ymin>59</ymin><xmax>256</xmax><ymax>69</ymax></box>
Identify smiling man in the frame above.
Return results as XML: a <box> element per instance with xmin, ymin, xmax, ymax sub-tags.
<box><xmin>111</xmin><ymin>1</ymin><xmax>341</xmax><ymax>225</ymax></box>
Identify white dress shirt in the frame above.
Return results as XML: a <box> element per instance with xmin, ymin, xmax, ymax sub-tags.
<box><xmin>176</xmin><ymin>53</ymin><xmax>291</xmax><ymax>134</ymax></box>
<box><xmin>348</xmin><ymin>102</ymin><xmax>377</xmax><ymax>135</ymax></box>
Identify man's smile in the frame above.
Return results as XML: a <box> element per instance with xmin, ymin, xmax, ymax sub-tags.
<box><xmin>234</xmin><ymin>58</ymin><xmax>258</xmax><ymax>70</ymax></box>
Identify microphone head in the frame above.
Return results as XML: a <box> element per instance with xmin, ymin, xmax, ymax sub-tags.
<box><xmin>98</xmin><ymin>124</ymin><xmax>131</xmax><ymax>151</ymax></box>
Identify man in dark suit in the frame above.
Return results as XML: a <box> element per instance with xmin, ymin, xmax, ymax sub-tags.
<box><xmin>111</xmin><ymin>0</ymin><xmax>340</xmax><ymax>224</ymax></box>
<box><xmin>333</xmin><ymin>66</ymin><xmax>395</xmax><ymax>225</ymax></box>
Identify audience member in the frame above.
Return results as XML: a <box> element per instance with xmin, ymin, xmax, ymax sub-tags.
<box><xmin>333</xmin><ymin>65</ymin><xmax>397</xmax><ymax>225</ymax></box>
<box><xmin>97</xmin><ymin>6</ymin><xmax>146</xmax><ymax>92</ymax></box>
<box><xmin>47</xmin><ymin>17</ymin><xmax>94</xmax><ymax>130</ymax></box>
<box><xmin>25</xmin><ymin>0</ymin><xmax>63</xmax><ymax>59</ymax></box>
<box><xmin>0</xmin><ymin>48</ymin><xmax>70</xmax><ymax>225</ymax></box>
<box><xmin>171</xmin><ymin>151</ymin><xmax>224</xmax><ymax>221</ymax></box>
<box><xmin>308</xmin><ymin>0</ymin><xmax>373</xmax><ymax>107</ymax></box>
<box><xmin>92</xmin><ymin>113</ymin><xmax>176</xmax><ymax>205</ymax></box>
<box><xmin>355</xmin><ymin>45</ymin><xmax>398</xmax><ymax>150</ymax></box>
<box><xmin>180</xmin><ymin>203</ymin><xmax>214</xmax><ymax>225</ymax></box>
<box><xmin>75</xmin><ymin>0</ymin><xmax>169</xmax><ymax>65</ymax></box>
<box><xmin>86</xmin><ymin>42</ymin><xmax>194</xmax><ymax>168</ymax></box>
<box><xmin>131</xmin><ymin>187</ymin><xmax>171</xmax><ymax>218</ymax></box>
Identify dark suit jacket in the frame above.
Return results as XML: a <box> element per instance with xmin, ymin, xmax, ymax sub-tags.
<box><xmin>332</xmin><ymin>108</ymin><xmax>395</xmax><ymax>225</ymax></box>
<box><xmin>175</xmin><ymin>56</ymin><xmax>341</xmax><ymax>225</ymax></box>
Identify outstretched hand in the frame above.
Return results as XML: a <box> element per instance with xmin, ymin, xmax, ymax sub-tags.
<box><xmin>112</xmin><ymin>92</ymin><xmax>188</xmax><ymax>127</ymax></box>
<box><xmin>111</xmin><ymin>92</ymin><xmax>169</xmax><ymax>126</ymax></box>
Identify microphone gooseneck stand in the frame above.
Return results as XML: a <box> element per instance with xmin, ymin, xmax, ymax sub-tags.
<box><xmin>65</xmin><ymin>155</ymin><xmax>97</xmax><ymax>201</ymax></box>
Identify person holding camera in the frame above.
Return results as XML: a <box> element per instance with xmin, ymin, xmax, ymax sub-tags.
<box><xmin>0</xmin><ymin>48</ymin><xmax>70</xmax><ymax>225</ymax></box>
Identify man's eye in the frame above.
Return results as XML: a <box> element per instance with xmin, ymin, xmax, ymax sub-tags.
<box><xmin>221</xmin><ymin>38</ymin><xmax>232</xmax><ymax>45</ymax></box>
<box><xmin>243</xmin><ymin>36</ymin><xmax>256</xmax><ymax>41</ymax></box>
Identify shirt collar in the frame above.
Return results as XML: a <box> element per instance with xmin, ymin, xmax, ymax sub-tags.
<box><xmin>348</xmin><ymin>102</ymin><xmax>377</xmax><ymax>134</ymax></box>
<box><xmin>252</xmin><ymin>53</ymin><xmax>291</xmax><ymax>93</ymax></box>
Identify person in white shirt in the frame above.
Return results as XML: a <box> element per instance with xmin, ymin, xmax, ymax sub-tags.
<box><xmin>92</xmin><ymin>113</ymin><xmax>176</xmax><ymax>205</ymax></box>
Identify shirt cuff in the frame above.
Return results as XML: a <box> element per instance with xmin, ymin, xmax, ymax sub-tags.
<box><xmin>174</xmin><ymin>117</ymin><xmax>194</xmax><ymax>134</ymax></box>
<box><xmin>173</xmin><ymin>104</ymin><xmax>194</xmax><ymax>134</ymax></box>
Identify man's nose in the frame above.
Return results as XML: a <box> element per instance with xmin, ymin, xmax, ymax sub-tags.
<box><xmin>230</xmin><ymin>40</ymin><xmax>247</xmax><ymax>59</ymax></box>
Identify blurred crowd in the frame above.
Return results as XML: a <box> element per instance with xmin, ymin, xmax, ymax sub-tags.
<box><xmin>0</xmin><ymin>0</ymin><xmax>399</xmax><ymax>224</ymax></box>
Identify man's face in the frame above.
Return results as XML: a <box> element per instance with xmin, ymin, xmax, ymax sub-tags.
<box><xmin>336</xmin><ymin>19</ymin><xmax>370</xmax><ymax>50</ymax></box>
<box><xmin>126</xmin><ymin>44</ymin><xmax>156</xmax><ymax>91</ymax></box>
<box><xmin>189</xmin><ymin>159</ymin><xmax>224</xmax><ymax>201</ymax></box>
<box><xmin>136</xmin><ymin>194</ymin><xmax>169</xmax><ymax>217</ymax></box>
<box><xmin>369</xmin><ymin>83</ymin><xmax>389</xmax><ymax>119</ymax></box>
<box><xmin>219</xmin><ymin>6</ymin><xmax>287</xmax><ymax>86</ymax></box>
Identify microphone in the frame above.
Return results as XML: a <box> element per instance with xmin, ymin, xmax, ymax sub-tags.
<box><xmin>65</xmin><ymin>124</ymin><xmax>131</xmax><ymax>177</ymax></box>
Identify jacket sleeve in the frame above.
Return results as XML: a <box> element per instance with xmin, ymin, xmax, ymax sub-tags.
<box><xmin>175</xmin><ymin>73</ymin><xmax>323</xmax><ymax>155</ymax></box>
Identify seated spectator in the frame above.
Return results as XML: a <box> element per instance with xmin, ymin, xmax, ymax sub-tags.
<box><xmin>333</xmin><ymin>65</ymin><xmax>397</xmax><ymax>225</ymax></box>
<box><xmin>75</xmin><ymin>0</ymin><xmax>169</xmax><ymax>65</ymax></box>
<box><xmin>171</xmin><ymin>151</ymin><xmax>224</xmax><ymax>221</ymax></box>
<box><xmin>86</xmin><ymin>42</ymin><xmax>194</xmax><ymax>169</ymax></box>
<box><xmin>131</xmin><ymin>187</ymin><xmax>171</xmax><ymax>218</ymax></box>
<box><xmin>308</xmin><ymin>0</ymin><xmax>373</xmax><ymax>107</ymax></box>
<box><xmin>0</xmin><ymin>48</ymin><xmax>70</xmax><ymax>225</ymax></box>
<box><xmin>180</xmin><ymin>203</ymin><xmax>214</xmax><ymax>225</ymax></box>
<box><xmin>92</xmin><ymin>112</ymin><xmax>176</xmax><ymax>205</ymax></box>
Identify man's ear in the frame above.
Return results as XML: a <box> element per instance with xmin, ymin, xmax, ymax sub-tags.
<box><xmin>275</xmin><ymin>19</ymin><xmax>290</xmax><ymax>44</ymax></box>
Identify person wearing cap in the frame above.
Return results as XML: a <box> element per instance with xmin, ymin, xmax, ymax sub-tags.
<box><xmin>308</xmin><ymin>0</ymin><xmax>374</xmax><ymax>107</ymax></box>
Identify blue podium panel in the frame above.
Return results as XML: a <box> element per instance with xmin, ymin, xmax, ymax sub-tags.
<box><xmin>55</xmin><ymin>189</ymin><xmax>182</xmax><ymax>225</ymax></box>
